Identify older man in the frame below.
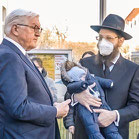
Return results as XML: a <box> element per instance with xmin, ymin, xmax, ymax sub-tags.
<box><xmin>73</xmin><ymin>14</ymin><xmax>139</xmax><ymax>139</ymax></box>
<box><xmin>0</xmin><ymin>9</ymin><xmax>70</xmax><ymax>139</ymax></box>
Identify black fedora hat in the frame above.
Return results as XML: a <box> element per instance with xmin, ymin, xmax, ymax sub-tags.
<box><xmin>90</xmin><ymin>14</ymin><xmax>132</xmax><ymax>40</ymax></box>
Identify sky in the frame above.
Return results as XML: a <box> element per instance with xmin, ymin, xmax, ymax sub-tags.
<box><xmin>7</xmin><ymin>0</ymin><xmax>139</xmax><ymax>42</ymax></box>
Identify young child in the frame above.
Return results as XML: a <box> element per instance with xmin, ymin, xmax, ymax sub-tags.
<box><xmin>61</xmin><ymin>60</ymin><xmax>122</xmax><ymax>139</ymax></box>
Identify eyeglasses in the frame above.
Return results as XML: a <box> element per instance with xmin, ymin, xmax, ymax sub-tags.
<box><xmin>96</xmin><ymin>35</ymin><xmax>119</xmax><ymax>41</ymax></box>
<box><xmin>17</xmin><ymin>24</ymin><xmax>43</xmax><ymax>33</ymax></box>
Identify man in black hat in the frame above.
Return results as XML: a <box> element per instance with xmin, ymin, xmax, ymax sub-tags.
<box><xmin>73</xmin><ymin>14</ymin><xmax>139</xmax><ymax>139</ymax></box>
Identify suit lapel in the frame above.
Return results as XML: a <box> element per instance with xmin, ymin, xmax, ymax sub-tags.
<box><xmin>98</xmin><ymin>55</ymin><xmax>126</xmax><ymax>79</ymax></box>
<box><xmin>2</xmin><ymin>39</ymin><xmax>53</xmax><ymax>104</ymax></box>
<box><xmin>109</xmin><ymin>55</ymin><xmax>125</xmax><ymax>80</ymax></box>
<box><xmin>21</xmin><ymin>54</ymin><xmax>53</xmax><ymax>103</ymax></box>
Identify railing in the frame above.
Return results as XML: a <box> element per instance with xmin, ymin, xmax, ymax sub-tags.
<box><xmin>58</xmin><ymin>119</ymin><xmax>139</xmax><ymax>139</ymax></box>
<box><xmin>129</xmin><ymin>120</ymin><xmax>139</xmax><ymax>139</ymax></box>
<box><xmin>58</xmin><ymin>119</ymin><xmax>72</xmax><ymax>139</ymax></box>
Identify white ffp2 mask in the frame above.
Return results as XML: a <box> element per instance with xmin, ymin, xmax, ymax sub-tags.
<box><xmin>98</xmin><ymin>39</ymin><xmax>114</xmax><ymax>56</ymax></box>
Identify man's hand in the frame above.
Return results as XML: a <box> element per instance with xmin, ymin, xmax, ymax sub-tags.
<box><xmin>93</xmin><ymin>109</ymin><xmax>117</xmax><ymax>127</ymax></box>
<box><xmin>68</xmin><ymin>126</ymin><xmax>75</xmax><ymax>134</ymax></box>
<box><xmin>74</xmin><ymin>89</ymin><xmax>102</xmax><ymax>112</ymax></box>
<box><xmin>54</xmin><ymin>99</ymin><xmax>71</xmax><ymax>119</ymax></box>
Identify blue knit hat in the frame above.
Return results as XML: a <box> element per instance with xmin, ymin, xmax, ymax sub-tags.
<box><xmin>67</xmin><ymin>66</ymin><xmax>86</xmax><ymax>81</ymax></box>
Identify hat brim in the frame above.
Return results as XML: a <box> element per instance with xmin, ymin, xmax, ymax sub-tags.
<box><xmin>90</xmin><ymin>25</ymin><xmax>132</xmax><ymax>40</ymax></box>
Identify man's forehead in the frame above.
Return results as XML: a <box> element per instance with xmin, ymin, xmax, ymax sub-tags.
<box><xmin>99</xmin><ymin>28</ymin><xmax>118</xmax><ymax>36</ymax></box>
<box><xmin>27</xmin><ymin>16</ymin><xmax>40</xmax><ymax>25</ymax></box>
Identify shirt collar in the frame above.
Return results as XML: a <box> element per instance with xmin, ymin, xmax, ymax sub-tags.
<box><xmin>4</xmin><ymin>36</ymin><xmax>26</xmax><ymax>55</ymax></box>
<box><xmin>102</xmin><ymin>53</ymin><xmax>120</xmax><ymax>71</ymax></box>
<box><xmin>111</xmin><ymin>53</ymin><xmax>120</xmax><ymax>64</ymax></box>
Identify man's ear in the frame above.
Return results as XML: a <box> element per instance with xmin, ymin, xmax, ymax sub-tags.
<box><xmin>118</xmin><ymin>37</ymin><xmax>125</xmax><ymax>46</ymax></box>
<box><xmin>11</xmin><ymin>25</ymin><xmax>19</xmax><ymax>36</ymax></box>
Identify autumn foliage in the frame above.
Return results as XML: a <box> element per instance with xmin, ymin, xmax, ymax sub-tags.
<box><xmin>37</xmin><ymin>27</ymin><xmax>97</xmax><ymax>61</ymax></box>
<box><xmin>37</xmin><ymin>27</ymin><xmax>138</xmax><ymax>61</ymax></box>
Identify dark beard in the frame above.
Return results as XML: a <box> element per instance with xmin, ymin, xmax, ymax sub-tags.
<box><xmin>96</xmin><ymin>44</ymin><xmax>120</xmax><ymax>64</ymax></box>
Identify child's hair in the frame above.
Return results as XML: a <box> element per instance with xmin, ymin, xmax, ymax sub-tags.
<box><xmin>64</xmin><ymin>60</ymin><xmax>79</xmax><ymax>71</ymax></box>
<box><xmin>61</xmin><ymin>60</ymin><xmax>87</xmax><ymax>82</ymax></box>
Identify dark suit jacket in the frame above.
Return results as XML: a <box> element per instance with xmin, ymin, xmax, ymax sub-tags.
<box><xmin>0</xmin><ymin>39</ymin><xmax>60</xmax><ymax>139</ymax></box>
<box><xmin>73</xmin><ymin>55</ymin><xmax>139</xmax><ymax>139</ymax></box>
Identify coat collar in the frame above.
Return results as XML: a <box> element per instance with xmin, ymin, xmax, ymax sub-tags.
<box><xmin>4</xmin><ymin>36</ymin><xmax>26</xmax><ymax>55</ymax></box>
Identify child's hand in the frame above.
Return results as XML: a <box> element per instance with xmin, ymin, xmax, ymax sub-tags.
<box><xmin>68</xmin><ymin>126</ymin><xmax>75</xmax><ymax>134</ymax></box>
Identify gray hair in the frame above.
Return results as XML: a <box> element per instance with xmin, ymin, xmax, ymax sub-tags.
<box><xmin>4</xmin><ymin>9</ymin><xmax>39</xmax><ymax>36</ymax></box>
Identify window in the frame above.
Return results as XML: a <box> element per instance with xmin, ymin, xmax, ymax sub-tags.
<box><xmin>2</xmin><ymin>6</ymin><xmax>6</xmax><ymax>38</ymax></box>
<box><xmin>2</xmin><ymin>6</ymin><xmax>6</xmax><ymax>22</ymax></box>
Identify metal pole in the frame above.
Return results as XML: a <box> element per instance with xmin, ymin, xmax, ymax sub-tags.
<box><xmin>99</xmin><ymin>0</ymin><xmax>106</xmax><ymax>25</ymax></box>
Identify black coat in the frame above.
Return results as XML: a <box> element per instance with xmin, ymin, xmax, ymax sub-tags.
<box><xmin>73</xmin><ymin>55</ymin><xmax>139</xmax><ymax>139</ymax></box>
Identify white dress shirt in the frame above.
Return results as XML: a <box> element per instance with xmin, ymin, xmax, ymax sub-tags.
<box><xmin>5</xmin><ymin>36</ymin><xmax>26</xmax><ymax>55</ymax></box>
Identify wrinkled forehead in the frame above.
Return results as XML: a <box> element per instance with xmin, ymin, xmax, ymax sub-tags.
<box><xmin>26</xmin><ymin>16</ymin><xmax>40</xmax><ymax>26</ymax></box>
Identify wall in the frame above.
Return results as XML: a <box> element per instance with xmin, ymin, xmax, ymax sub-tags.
<box><xmin>125</xmin><ymin>13</ymin><xmax>139</xmax><ymax>52</ymax></box>
<box><xmin>0</xmin><ymin>0</ymin><xmax>7</xmax><ymax>43</ymax></box>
